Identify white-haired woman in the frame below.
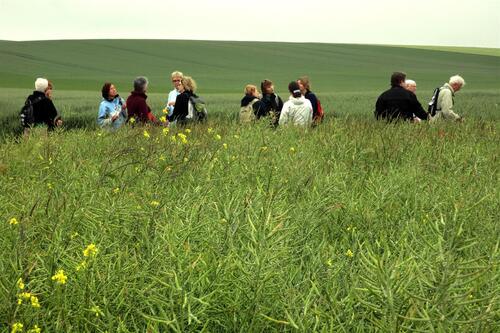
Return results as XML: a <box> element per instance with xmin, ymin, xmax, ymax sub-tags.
<box><xmin>166</xmin><ymin>70</ymin><xmax>183</xmax><ymax>117</ymax></box>
<box><xmin>432</xmin><ymin>75</ymin><xmax>466</xmax><ymax>122</ymax></box>
<box><xmin>22</xmin><ymin>78</ymin><xmax>62</xmax><ymax>134</ymax></box>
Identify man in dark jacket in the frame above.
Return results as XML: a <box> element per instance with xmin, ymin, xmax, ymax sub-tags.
<box><xmin>260</xmin><ymin>79</ymin><xmax>283</xmax><ymax>126</ymax></box>
<box><xmin>126</xmin><ymin>76</ymin><xmax>159</xmax><ymax>124</ymax></box>
<box><xmin>23</xmin><ymin>78</ymin><xmax>62</xmax><ymax>133</ymax></box>
<box><xmin>375</xmin><ymin>72</ymin><xmax>419</xmax><ymax>122</ymax></box>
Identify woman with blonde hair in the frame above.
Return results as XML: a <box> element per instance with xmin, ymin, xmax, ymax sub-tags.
<box><xmin>239</xmin><ymin>84</ymin><xmax>263</xmax><ymax>123</ymax></box>
<box><xmin>298</xmin><ymin>76</ymin><xmax>323</xmax><ymax>124</ymax></box>
<box><xmin>170</xmin><ymin>76</ymin><xmax>203</xmax><ymax>124</ymax></box>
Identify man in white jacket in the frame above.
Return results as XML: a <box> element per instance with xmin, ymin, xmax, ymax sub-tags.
<box><xmin>432</xmin><ymin>75</ymin><xmax>465</xmax><ymax>122</ymax></box>
<box><xmin>279</xmin><ymin>81</ymin><xmax>313</xmax><ymax>127</ymax></box>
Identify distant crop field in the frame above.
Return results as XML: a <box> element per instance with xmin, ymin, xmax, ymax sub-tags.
<box><xmin>0</xmin><ymin>40</ymin><xmax>499</xmax><ymax>332</ymax></box>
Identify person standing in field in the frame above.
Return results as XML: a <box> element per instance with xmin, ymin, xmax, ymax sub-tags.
<box><xmin>297</xmin><ymin>76</ymin><xmax>323</xmax><ymax>124</ymax></box>
<box><xmin>431</xmin><ymin>75</ymin><xmax>465</xmax><ymax>122</ymax></box>
<box><xmin>22</xmin><ymin>78</ymin><xmax>62</xmax><ymax>135</ymax></box>
<box><xmin>126</xmin><ymin>76</ymin><xmax>159</xmax><ymax>125</ymax></box>
<box><xmin>404</xmin><ymin>79</ymin><xmax>429</xmax><ymax>122</ymax></box>
<box><xmin>239</xmin><ymin>84</ymin><xmax>263</xmax><ymax>123</ymax></box>
<box><xmin>97</xmin><ymin>82</ymin><xmax>127</xmax><ymax>130</ymax></box>
<box><xmin>375</xmin><ymin>72</ymin><xmax>419</xmax><ymax>122</ymax></box>
<box><xmin>169</xmin><ymin>76</ymin><xmax>200</xmax><ymax>125</ymax></box>
<box><xmin>278</xmin><ymin>81</ymin><xmax>313</xmax><ymax>127</ymax></box>
<box><xmin>166</xmin><ymin>71</ymin><xmax>183</xmax><ymax>117</ymax></box>
<box><xmin>260</xmin><ymin>79</ymin><xmax>284</xmax><ymax>126</ymax></box>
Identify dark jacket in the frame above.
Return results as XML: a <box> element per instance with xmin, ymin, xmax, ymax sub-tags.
<box><xmin>126</xmin><ymin>91</ymin><xmax>158</xmax><ymax>123</ymax></box>
<box><xmin>304</xmin><ymin>91</ymin><xmax>319</xmax><ymax>119</ymax></box>
<box><xmin>408</xmin><ymin>91</ymin><xmax>429</xmax><ymax>120</ymax></box>
<box><xmin>375</xmin><ymin>86</ymin><xmax>416</xmax><ymax>121</ymax></box>
<box><xmin>240</xmin><ymin>94</ymin><xmax>263</xmax><ymax>115</ymax></box>
<box><xmin>26</xmin><ymin>91</ymin><xmax>59</xmax><ymax>130</ymax></box>
<box><xmin>259</xmin><ymin>93</ymin><xmax>283</xmax><ymax>124</ymax></box>
<box><xmin>170</xmin><ymin>90</ymin><xmax>194</xmax><ymax>123</ymax></box>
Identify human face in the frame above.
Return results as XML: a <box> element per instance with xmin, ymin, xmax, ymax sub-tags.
<box><xmin>172</xmin><ymin>76</ymin><xmax>182</xmax><ymax>90</ymax></box>
<box><xmin>265</xmin><ymin>85</ymin><xmax>274</xmax><ymax>94</ymax></box>
<box><xmin>109</xmin><ymin>84</ymin><xmax>118</xmax><ymax>98</ymax></box>
<box><xmin>297</xmin><ymin>80</ymin><xmax>306</xmax><ymax>94</ymax></box>
<box><xmin>406</xmin><ymin>83</ymin><xmax>417</xmax><ymax>93</ymax></box>
<box><xmin>452</xmin><ymin>83</ymin><xmax>462</xmax><ymax>92</ymax></box>
<box><xmin>45</xmin><ymin>86</ymin><xmax>53</xmax><ymax>99</ymax></box>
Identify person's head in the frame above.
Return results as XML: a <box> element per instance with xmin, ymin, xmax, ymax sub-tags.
<box><xmin>405</xmin><ymin>79</ymin><xmax>417</xmax><ymax>93</ymax></box>
<box><xmin>449</xmin><ymin>75</ymin><xmax>465</xmax><ymax>92</ymax></box>
<box><xmin>171</xmin><ymin>71</ymin><xmax>183</xmax><ymax>90</ymax></box>
<box><xmin>101</xmin><ymin>82</ymin><xmax>118</xmax><ymax>100</ymax></box>
<box><xmin>297</xmin><ymin>76</ymin><xmax>311</xmax><ymax>94</ymax></box>
<box><xmin>181</xmin><ymin>76</ymin><xmax>197</xmax><ymax>93</ymax></box>
<box><xmin>261</xmin><ymin>79</ymin><xmax>274</xmax><ymax>94</ymax></box>
<box><xmin>133</xmin><ymin>76</ymin><xmax>148</xmax><ymax>93</ymax></box>
<box><xmin>288</xmin><ymin>81</ymin><xmax>302</xmax><ymax>98</ymax></box>
<box><xmin>35</xmin><ymin>78</ymin><xmax>49</xmax><ymax>93</ymax></box>
<box><xmin>390</xmin><ymin>72</ymin><xmax>407</xmax><ymax>87</ymax></box>
<box><xmin>244</xmin><ymin>84</ymin><xmax>259</xmax><ymax>97</ymax></box>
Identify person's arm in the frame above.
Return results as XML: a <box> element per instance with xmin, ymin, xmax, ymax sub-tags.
<box><xmin>97</xmin><ymin>102</ymin><xmax>111</xmax><ymax>127</ymax></box>
<box><xmin>410</xmin><ymin>93</ymin><xmax>429</xmax><ymax>120</ymax></box>
<box><xmin>167</xmin><ymin>90</ymin><xmax>177</xmax><ymax>115</ymax></box>
<box><xmin>440</xmin><ymin>89</ymin><xmax>461</xmax><ymax>120</ymax></box>
<box><xmin>375</xmin><ymin>95</ymin><xmax>384</xmax><ymax>119</ymax></box>
<box><xmin>46</xmin><ymin>99</ymin><xmax>60</xmax><ymax>128</ymax></box>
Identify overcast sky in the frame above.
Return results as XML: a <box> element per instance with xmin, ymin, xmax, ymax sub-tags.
<box><xmin>1</xmin><ymin>0</ymin><xmax>499</xmax><ymax>47</ymax></box>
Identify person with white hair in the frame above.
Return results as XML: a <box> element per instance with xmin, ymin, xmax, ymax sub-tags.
<box><xmin>432</xmin><ymin>75</ymin><xmax>466</xmax><ymax>121</ymax></box>
<box><xmin>404</xmin><ymin>79</ymin><xmax>429</xmax><ymax>121</ymax></box>
<box><xmin>21</xmin><ymin>77</ymin><xmax>62</xmax><ymax>133</ymax></box>
<box><xmin>165</xmin><ymin>70</ymin><xmax>184</xmax><ymax>117</ymax></box>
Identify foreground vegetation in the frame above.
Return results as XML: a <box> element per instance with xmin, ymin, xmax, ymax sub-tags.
<box><xmin>0</xmin><ymin>91</ymin><xmax>499</xmax><ymax>331</ymax></box>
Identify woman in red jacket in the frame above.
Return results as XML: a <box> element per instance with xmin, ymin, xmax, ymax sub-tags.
<box><xmin>126</xmin><ymin>76</ymin><xmax>159</xmax><ymax>125</ymax></box>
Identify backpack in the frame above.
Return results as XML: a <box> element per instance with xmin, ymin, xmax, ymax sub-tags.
<box><xmin>315</xmin><ymin>99</ymin><xmax>325</xmax><ymax>123</ymax></box>
<box><xmin>188</xmin><ymin>95</ymin><xmax>208</xmax><ymax>122</ymax></box>
<box><xmin>20</xmin><ymin>95</ymin><xmax>44</xmax><ymax>127</ymax></box>
<box><xmin>239</xmin><ymin>98</ymin><xmax>258</xmax><ymax>123</ymax></box>
<box><xmin>427</xmin><ymin>87</ymin><xmax>441</xmax><ymax>116</ymax></box>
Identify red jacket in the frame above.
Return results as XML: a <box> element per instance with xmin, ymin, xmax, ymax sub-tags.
<box><xmin>126</xmin><ymin>91</ymin><xmax>158</xmax><ymax>123</ymax></box>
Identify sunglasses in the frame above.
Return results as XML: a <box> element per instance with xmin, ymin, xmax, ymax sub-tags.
<box><xmin>172</xmin><ymin>79</ymin><xmax>181</xmax><ymax>83</ymax></box>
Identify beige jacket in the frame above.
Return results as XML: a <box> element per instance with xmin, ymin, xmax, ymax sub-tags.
<box><xmin>432</xmin><ymin>83</ymin><xmax>461</xmax><ymax>121</ymax></box>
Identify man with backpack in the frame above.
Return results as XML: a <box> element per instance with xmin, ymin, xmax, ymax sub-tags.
<box><xmin>430</xmin><ymin>75</ymin><xmax>465</xmax><ymax>122</ymax></box>
<box><xmin>21</xmin><ymin>78</ymin><xmax>62</xmax><ymax>134</ymax></box>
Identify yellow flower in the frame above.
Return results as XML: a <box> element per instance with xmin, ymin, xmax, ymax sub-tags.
<box><xmin>178</xmin><ymin>133</ymin><xmax>188</xmax><ymax>144</ymax></box>
<box><xmin>30</xmin><ymin>295</ymin><xmax>41</xmax><ymax>308</ymax></box>
<box><xmin>97</xmin><ymin>132</ymin><xmax>102</xmax><ymax>137</ymax></box>
<box><xmin>91</xmin><ymin>305</ymin><xmax>102</xmax><ymax>317</ymax></box>
<box><xmin>70</xmin><ymin>232</ymin><xmax>79</xmax><ymax>240</ymax></box>
<box><xmin>183</xmin><ymin>157</ymin><xmax>189</xmax><ymax>163</ymax></box>
<box><xmin>346</xmin><ymin>249</ymin><xmax>354</xmax><ymax>258</ymax></box>
<box><xmin>129</xmin><ymin>117</ymin><xmax>136</xmax><ymax>124</ymax></box>
<box><xmin>159</xmin><ymin>154</ymin><xmax>166</xmax><ymax>161</ymax></box>
<box><xmin>289</xmin><ymin>147</ymin><xmax>296</xmax><ymax>153</ymax></box>
<box><xmin>150</xmin><ymin>201</ymin><xmax>160</xmax><ymax>207</ymax></box>
<box><xmin>162</xmin><ymin>108</ymin><xmax>168</xmax><ymax>114</ymax></box>
<box><xmin>215</xmin><ymin>134</ymin><xmax>222</xmax><ymax>140</ymax></box>
<box><xmin>162</xmin><ymin>127</ymin><xmax>169</xmax><ymax>136</ymax></box>
<box><xmin>326</xmin><ymin>259</ymin><xmax>333</xmax><ymax>267</ymax></box>
<box><xmin>260</xmin><ymin>146</ymin><xmax>268</xmax><ymax>152</ymax></box>
<box><xmin>76</xmin><ymin>261</ymin><xmax>87</xmax><ymax>271</ymax></box>
<box><xmin>143</xmin><ymin>130</ymin><xmax>150</xmax><ymax>139</ymax></box>
<box><xmin>160</xmin><ymin>116</ymin><xmax>167</xmax><ymax>123</ymax></box>
<box><xmin>185</xmin><ymin>128</ymin><xmax>191</xmax><ymax>134</ymax></box>
<box><xmin>11</xmin><ymin>322</ymin><xmax>23</xmax><ymax>333</ymax></box>
<box><xmin>51</xmin><ymin>269</ymin><xmax>68</xmax><ymax>285</ymax></box>
<box><xmin>27</xmin><ymin>325</ymin><xmax>41</xmax><ymax>333</ymax></box>
<box><xmin>17</xmin><ymin>278</ymin><xmax>24</xmax><ymax>290</ymax></box>
<box><xmin>9</xmin><ymin>218</ymin><xmax>19</xmax><ymax>225</ymax></box>
<box><xmin>233</xmin><ymin>135</ymin><xmax>240</xmax><ymax>139</ymax></box>
<box><xmin>207</xmin><ymin>127</ymin><xmax>213</xmax><ymax>134</ymax></box>
<box><xmin>47</xmin><ymin>183</ymin><xmax>53</xmax><ymax>190</ymax></box>
<box><xmin>19</xmin><ymin>292</ymin><xmax>32</xmax><ymax>300</ymax></box>
<box><xmin>223</xmin><ymin>143</ymin><xmax>228</xmax><ymax>149</ymax></box>
<box><xmin>83</xmin><ymin>243</ymin><xmax>98</xmax><ymax>258</ymax></box>
<box><xmin>171</xmin><ymin>135</ymin><xmax>177</xmax><ymax>142</ymax></box>
<box><xmin>112</xmin><ymin>187</ymin><xmax>120</xmax><ymax>194</ymax></box>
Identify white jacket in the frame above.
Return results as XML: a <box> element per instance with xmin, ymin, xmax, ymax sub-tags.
<box><xmin>432</xmin><ymin>83</ymin><xmax>461</xmax><ymax>121</ymax></box>
<box><xmin>279</xmin><ymin>96</ymin><xmax>313</xmax><ymax>126</ymax></box>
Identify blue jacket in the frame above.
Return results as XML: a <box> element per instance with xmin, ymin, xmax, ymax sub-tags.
<box><xmin>97</xmin><ymin>96</ymin><xmax>126</xmax><ymax>129</ymax></box>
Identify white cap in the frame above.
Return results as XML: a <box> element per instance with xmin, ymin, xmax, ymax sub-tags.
<box><xmin>35</xmin><ymin>78</ymin><xmax>49</xmax><ymax>92</ymax></box>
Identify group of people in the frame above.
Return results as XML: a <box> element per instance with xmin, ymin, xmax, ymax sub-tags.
<box><xmin>239</xmin><ymin>77</ymin><xmax>323</xmax><ymax>127</ymax></box>
<box><xmin>21</xmin><ymin>70</ymin><xmax>466</xmax><ymax>133</ymax></box>
<box><xmin>375</xmin><ymin>72</ymin><xmax>466</xmax><ymax>122</ymax></box>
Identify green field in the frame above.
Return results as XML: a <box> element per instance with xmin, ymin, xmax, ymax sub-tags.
<box><xmin>0</xmin><ymin>40</ymin><xmax>499</xmax><ymax>332</ymax></box>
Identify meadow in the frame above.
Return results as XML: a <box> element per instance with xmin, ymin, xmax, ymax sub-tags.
<box><xmin>0</xmin><ymin>40</ymin><xmax>499</xmax><ymax>332</ymax></box>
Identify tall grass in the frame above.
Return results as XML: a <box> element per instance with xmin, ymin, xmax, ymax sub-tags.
<box><xmin>0</xmin><ymin>90</ymin><xmax>498</xmax><ymax>331</ymax></box>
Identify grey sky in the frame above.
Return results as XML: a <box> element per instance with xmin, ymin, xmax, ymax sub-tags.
<box><xmin>1</xmin><ymin>0</ymin><xmax>499</xmax><ymax>47</ymax></box>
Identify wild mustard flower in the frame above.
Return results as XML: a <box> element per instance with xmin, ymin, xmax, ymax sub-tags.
<box><xmin>171</xmin><ymin>135</ymin><xmax>177</xmax><ymax>142</ymax></box>
<box><xmin>162</xmin><ymin>108</ymin><xmax>168</xmax><ymax>114</ymax></box>
<box><xmin>47</xmin><ymin>183</ymin><xmax>53</xmax><ymax>190</ymax></box>
<box><xmin>129</xmin><ymin>117</ymin><xmax>136</xmax><ymax>124</ymax></box>
<box><xmin>30</xmin><ymin>295</ymin><xmax>40</xmax><ymax>308</ymax></box>
<box><xmin>215</xmin><ymin>134</ymin><xmax>222</xmax><ymax>140</ymax></box>
<box><xmin>346</xmin><ymin>249</ymin><xmax>354</xmax><ymax>258</ymax></box>
<box><xmin>9</xmin><ymin>218</ymin><xmax>19</xmax><ymax>225</ymax></box>
<box><xmin>143</xmin><ymin>130</ymin><xmax>150</xmax><ymax>139</ymax></box>
<box><xmin>207</xmin><ymin>127</ymin><xmax>213</xmax><ymax>133</ymax></box>
<box><xmin>17</xmin><ymin>278</ymin><xmax>24</xmax><ymax>290</ymax></box>
<box><xmin>233</xmin><ymin>135</ymin><xmax>240</xmax><ymax>139</ymax></box>
<box><xmin>289</xmin><ymin>147</ymin><xmax>296</xmax><ymax>153</ymax></box>
<box><xmin>11</xmin><ymin>322</ymin><xmax>23</xmax><ymax>333</ymax></box>
<box><xmin>150</xmin><ymin>201</ymin><xmax>160</xmax><ymax>207</ymax></box>
<box><xmin>177</xmin><ymin>133</ymin><xmax>188</xmax><ymax>144</ymax></box>
<box><xmin>91</xmin><ymin>305</ymin><xmax>102</xmax><ymax>317</ymax></box>
<box><xmin>260</xmin><ymin>146</ymin><xmax>268</xmax><ymax>152</ymax></box>
<box><xmin>76</xmin><ymin>261</ymin><xmax>87</xmax><ymax>271</ymax></box>
<box><xmin>159</xmin><ymin>154</ymin><xmax>166</xmax><ymax>161</ymax></box>
<box><xmin>112</xmin><ymin>187</ymin><xmax>120</xmax><ymax>194</ymax></box>
<box><xmin>162</xmin><ymin>127</ymin><xmax>169</xmax><ymax>136</ymax></box>
<box><xmin>83</xmin><ymin>244</ymin><xmax>98</xmax><ymax>258</ymax></box>
<box><xmin>223</xmin><ymin>143</ymin><xmax>228</xmax><ymax>149</ymax></box>
<box><xmin>327</xmin><ymin>259</ymin><xmax>333</xmax><ymax>267</ymax></box>
<box><xmin>27</xmin><ymin>325</ymin><xmax>41</xmax><ymax>333</ymax></box>
<box><xmin>185</xmin><ymin>128</ymin><xmax>191</xmax><ymax>134</ymax></box>
<box><xmin>70</xmin><ymin>232</ymin><xmax>79</xmax><ymax>240</ymax></box>
<box><xmin>183</xmin><ymin>157</ymin><xmax>189</xmax><ymax>163</ymax></box>
<box><xmin>51</xmin><ymin>270</ymin><xmax>68</xmax><ymax>285</ymax></box>
<box><xmin>160</xmin><ymin>116</ymin><xmax>167</xmax><ymax>123</ymax></box>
